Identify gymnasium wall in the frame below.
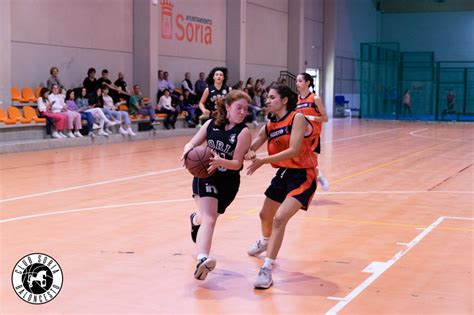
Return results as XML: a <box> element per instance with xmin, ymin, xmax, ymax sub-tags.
<box><xmin>245</xmin><ymin>0</ymin><xmax>289</xmax><ymax>85</ymax></box>
<box><xmin>381</xmin><ymin>11</ymin><xmax>474</xmax><ymax>61</ymax></box>
<box><xmin>157</xmin><ymin>0</ymin><xmax>227</xmax><ymax>87</ymax></box>
<box><xmin>10</xmin><ymin>0</ymin><xmax>134</xmax><ymax>90</ymax></box>
<box><xmin>304</xmin><ymin>0</ymin><xmax>324</xmax><ymax>74</ymax></box>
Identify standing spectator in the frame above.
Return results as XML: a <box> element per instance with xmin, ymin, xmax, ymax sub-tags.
<box><xmin>37</xmin><ymin>87</ymin><xmax>68</xmax><ymax>138</ymax></box>
<box><xmin>46</xmin><ymin>67</ymin><xmax>65</xmax><ymax>92</ymax></box>
<box><xmin>402</xmin><ymin>89</ymin><xmax>411</xmax><ymax>117</ymax></box>
<box><xmin>83</xmin><ymin>68</ymin><xmax>99</xmax><ymax>99</ymax></box>
<box><xmin>128</xmin><ymin>84</ymin><xmax>159</xmax><ymax>129</ymax></box>
<box><xmin>49</xmin><ymin>84</ymin><xmax>82</xmax><ymax>138</ymax></box>
<box><xmin>181</xmin><ymin>72</ymin><xmax>197</xmax><ymax>103</ymax></box>
<box><xmin>157</xmin><ymin>89</ymin><xmax>178</xmax><ymax>129</ymax></box>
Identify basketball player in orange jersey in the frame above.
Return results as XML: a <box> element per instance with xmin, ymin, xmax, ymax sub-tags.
<box><xmin>296</xmin><ymin>73</ymin><xmax>329</xmax><ymax>190</ymax></box>
<box><xmin>181</xmin><ymin>90</ymin><xmax>251</xmax><ymax>281</ymax></box>
<box><xmin>245</xmin><ymin>84</ymin><xmax>318</xmax><ymax>289</ymax></box>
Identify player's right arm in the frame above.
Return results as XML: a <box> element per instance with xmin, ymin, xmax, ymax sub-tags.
<box><xmin>245</xmin><ymin>124</ymin><xmax>267</xmax><ymax>160</ymax></box>
<box><xmin>198</xmin><ymin>88</ymin><xmax>210</xmax><ymax>116</ymax></box>
<box><xmin>181</xmin><ymin>119</ymin><xmax>212</xmax><ymax>163</ymax></box>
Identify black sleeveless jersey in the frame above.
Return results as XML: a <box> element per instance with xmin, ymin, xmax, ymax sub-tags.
<box><xmin>206</xmin><ymin>83</ymin><xmax>229</xmax><ymax>112</ymax></box>
<box><xmin>206</xmin><ymin>119</ymin><xmax>247</xmax><ymax>175</ymax></box>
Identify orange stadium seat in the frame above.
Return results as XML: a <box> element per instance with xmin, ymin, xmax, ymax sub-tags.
<box><xmin>8</xmin><ymin>106</ymin><xmax>32</xmax><ymax>123</ymax></box>
<box><xmin>119</xmin><ymin>104</ymin><xmax>128</xmax><ymax>111</ymax></box>
<box><xmin>35</xmin><ymin>86</ymin><xmax>41</xmax><ymax>98</ymax></box>
<box><xmin>23</xmin><ymin>106</ymin><xmax>46</xmax><ymax>123</ymax></box>
<box><xmin>11</xmin><ymin>87</ymin><xmax>24</xmax><ymax>102</ymax></box>
<box><xmin>22</xmin><ymin>87</ymin><xmax>37</xmax><ymax>102</ymax></box>
<box><xmin>0</xmin><ymin>108</ymin><xmax>16</xmax><ymax>124</ymax></box>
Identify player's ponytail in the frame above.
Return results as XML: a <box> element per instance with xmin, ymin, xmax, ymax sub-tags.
<box><xmin>299</xmin><ymin>72</ymin><xmax>315</xmax><ymax>90</ymax></box>
<box><xmin>213</xmin><ymin>90</ymin><xmax>251</xmax><ymax>127</ymax></box>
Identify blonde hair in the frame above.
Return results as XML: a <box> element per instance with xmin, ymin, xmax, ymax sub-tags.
<box><xmin>213</xmin><ymin>90</ymin><xmax>251</xmax><ymax>127</ymax></box>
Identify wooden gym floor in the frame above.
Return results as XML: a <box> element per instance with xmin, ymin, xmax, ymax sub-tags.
<box><xmin>1</xmin><ymin>119</ymin><xmax>473</xmax><ymax>314</ymax></box>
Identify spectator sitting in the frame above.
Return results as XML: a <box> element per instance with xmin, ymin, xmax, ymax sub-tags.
<box><xmin>114</xmin><ymin>72</ymin><xmax>131</xmax><ymax>101</ymax></box>
<box><xmin>65</xmin><ymin>89</ymin><xmax>99</xmax><ymax>137</ymax></box>
<box><xmin>181</xmin><ymin>90</ymin><xmax>197</xmax><ymax>127</ymax></box>
<box><xmin>46</xmin><ymin>66</ymin><xmax>65</xmax><ymax>93</ymax></box>
<box><xmin>158</xmin><ymin>71</ymin><xmax>175</xmax><ymax>98</ymax></box>
<box><xmin>76</xmin><ymin>87</ymin><xmax>113</xmax><ymax>136</ymax></box>
<box><xmin>102</xmin><ymin>87</ymin><xmax>136</xmax><ymax>136</ymax></box>
<box><xmin>48</xmin><ymin>84</ymin><xmax>82</xmax><ymax>138</ymax></box>
<box><xmin>181</xmin><ymin>72</ymin><xmax>197</xmax><ymax>103</ymax></box>
<box><xmin>97</xmin><ymin>69</ymin><xmax>120</xmax><ymax>103</ymax></box>
<box><xmin>37</xmin><ymin>87</ymin><xmax>68</xmax><ymax>138</ymax></box>
<box><xmin>128</xmin><ymin>84</ymin><xmax>159</xmax><ymax>129</ymax></box>
<box><xmin>157</xmin><ymin>89</ymin><xmax>178</xmax><ymax>129</ymax></box>
<box><xmin>83</xmin><ymin>68</ymin><xmax>99</xmax><ymax>99</ymax></box>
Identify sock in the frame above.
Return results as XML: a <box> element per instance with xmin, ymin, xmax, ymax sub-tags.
<box><xmin>318</xmin><ymin>169</ymin><xmax>325</xmax><ymax>179</ymax></box>
<box><xmin>197</xmin><ymin>253</ymin><xmax>208</xmax><ymax>261</ymax></box>
<box><xmin>263</xmin><ymin>258</ymin><xmax>275</xmax><ymax>269</ymax></box>
<box><xmin>192</xmin><ymin>213</ymin><xmax>200</xmax><ymax>226</ymax></box>
<box><xmin>260</xmin><ymin>236</ymin><xmax>270</xmax><ymax>246</ymax></box>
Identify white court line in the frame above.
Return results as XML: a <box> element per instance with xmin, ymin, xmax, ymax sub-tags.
<box><xmin>1</xmin><ymin>192</ymin><xmax>472</xmax><ymax>224</ymax></box>
<box><xmin>0</xmin><ymin>168</ymin><xmax>183</xmax><ymax>203</ymax></box>
<box><xmin>325</xmin><ymin>216</ymin><xmax>473</xmax><ymax>315</ymax></box>
<box><xmin>409</xmin><ymin>128</ymin><xmax>474</xmax><ymax>142</ymax></box>
<box><xmin>0</xmin><ymin>128</ymin><xmax>403</xmax><ymax>204</ymax></box>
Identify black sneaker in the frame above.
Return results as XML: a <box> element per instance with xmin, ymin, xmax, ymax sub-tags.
<box><xmin>190</xmin><ymin>212</ymin><xmax>200</xmax><ymax>243</ymax></box>
<box><xmin>194</xmin><ymin>257</ymin><xmax>216</xmax><ymax>280</ymax></box>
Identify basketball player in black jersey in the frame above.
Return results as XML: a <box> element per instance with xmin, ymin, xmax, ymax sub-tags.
<box><xmin>181</xmin><ymin>90</ymin><xmax>252</xmax><ymax>281</ymax></box>
<box><xmin>197</xmin><ymin>67</ymin><xmax>230</xmax><ymax>126</ymax></box>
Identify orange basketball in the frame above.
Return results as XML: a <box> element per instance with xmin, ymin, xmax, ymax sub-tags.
<box><xmin>185</xmin><ymin>146</ymin><xmax>216</xmax><ymax>178</ymax></box>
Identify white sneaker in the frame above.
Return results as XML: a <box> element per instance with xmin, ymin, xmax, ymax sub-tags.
<box><xmin>98</xmin><ymin>130</ymin><xmax>109</xmax><ymax>136</ymax></box>
<box><xmin>107</xmin><ymin>120</ymin><xmax>116</xmax><ymax>126</ymax></box>
<box><xmin>254</xmin><ymin>267</ymin><xmax>273</xmax><ymax>289</ymax></box>
<box><xmin>318</xmin><ymin>175</ymin><xmax>330</xmax><ymax>191</ymax></box>
<box><xmin>127</xmin><ymin>127</ymin><xmax>136</xmax><ymax>136</ymax></box>
<box><xmin>119</xmin><ymin>127</ymin><xmax>128</xmax><ymax>135</ymax></box>
<box><xmin>92</xmin><ymin>123</ymin><xmax>101</xmax><ymax>130</ymax></box>
<box><xmin>74</xmin><ymin>131</ymin><xmax>84</xmax><ymax>138</ymax></box>
<box><xmin>247</xmin><ymin>239</ymin><xmax>268</xmax><ymax>256</ymax></box>
<box><xmin>67</xmin><ymin>131</ymin><xmax>75</xmax><ymax>138</ymax></box>
<box><xmin>59</xmin><ymin>132</ymin><xmax>67</xmax><ymax>138</ymax></box>
<box><xmin>51</xmin><ymin>131</ymin><xmax>61</xmax><ymax>139</ymax></box>
<box><xmin>106</xmin><ymin>128</ymin><xmax>113</xmax><ymax>134</ymax></box>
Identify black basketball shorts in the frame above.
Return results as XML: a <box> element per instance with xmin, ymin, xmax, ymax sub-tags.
<box><xmin>192</xmin><ymin>173</ymin><xmax>240</xmax><ymax>214</ymax></box>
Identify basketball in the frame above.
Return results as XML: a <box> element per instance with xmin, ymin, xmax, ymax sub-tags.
<box><xmin>185</xmin><ymin>146</ymin><xmax>216</xmax><ymax>178</ymax></box>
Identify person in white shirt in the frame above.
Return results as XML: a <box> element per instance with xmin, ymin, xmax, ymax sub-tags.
<box><xmin>48</xmin><ymin>84</ymin><xmax>82</xmax><ymax>138</ymax></box>
<box><xmin>157</xmin><ymin>89</ymin><xmax>178</xmax><ymax>129</ymax></box>
<box><xmin>37</xmin><ymin>87</ymin><xmax>68</xmax><ymax>138</ymax></box>
<box><xmin>102</xmin><ymin>87</ymin><xmax>136</xmax><ymax>136</ymax></box>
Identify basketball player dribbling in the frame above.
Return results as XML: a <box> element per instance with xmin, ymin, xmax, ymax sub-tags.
<box><xmin>181</xmin><ymin>90</ymin><xmax>252</xmax><ymax>281</ymax></box>
<box><xmin>245</xmin><ymin>84</ymin><xmax>318</xmax><ymax>289</ymax></box>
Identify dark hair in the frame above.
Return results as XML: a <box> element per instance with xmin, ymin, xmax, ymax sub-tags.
<box><xmin>50</xmin><ymin>66</ymin><xmax>58</xmax><ymax>75</ymax></box>
<box><xmin>214</xmin><ymin>90</ymin><xmax>251</xmax><ymax>127</ymax></box>
<box><xmin>102</xmin><ymin>69</ymin><xmax>109</xmax><ymax>74</ymax></box>
<box><xmin>40</xmin><ymin>87</ymin><xmax>49</xmax><ymax>100</ymax></box>
<box><xmin>245</xmin><ymin>77</ymin><xmax>254</xmax><ymax>86</ymax></box>
<box><xmin>65</xmin><ymin>89</ymin><xmax>75</xmax><ymax>101</ymax></box>
<box><xmin>270</xmin><ymin>84</ymin><xmax>297</xmax><ymax>112</ymax></box>
<box><xmin>298</xmin><ymin>72</ymin><xmax>314</xmax><ymax>89</ymax></box>
<box><xmin>87</xmin><ymin>68</ymin><xmax>96</xmax><ymax>76</ymax></box>
<box><xmin>206</xmin><ymin>67</ymin><xmax>228</xmax><ymax>86</ymax></box>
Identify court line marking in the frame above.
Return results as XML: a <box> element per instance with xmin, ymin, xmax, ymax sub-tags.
<box><xmin>0</xmin><ymin>128</ymin><xmax>402</xmax><ymax>204</ymax></box>
<box><xmin>0</xmin><ymin>168</ymin><xmax>184</xmax><ymax>203</ymax></box>
<box><xmin>1</xmin><ymin>192</ymin><xmax>472</xmax><ymax>225</ymax></box>
<box><xmin>409</xmin><ymin>128</ymin><xmax>474</xmax><ymax>142</ymax></box>
<box><xmin>325</xmin><ymin>216</ymin><xmax>472</xmax><ymax>315</ymax></box>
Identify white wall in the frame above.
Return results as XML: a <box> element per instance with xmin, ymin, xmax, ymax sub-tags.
<box><xmin>245</xmin><ymin>0</ymin><xmax>288</xmax><ymax>85</ymax></box>
<box><xmin>11</xmin><ymin>0</ymin><xmax>133</xmax><ymax>89</ymax></box>
<box><xmin>157</xmin><ymin>0</ymin><xmax>227</xmax><ymax>87</ymax></box>
<box><xmin>381</xmin><ymin>11</ymin><xmax>474</xmax><ymax>61</ymax></box>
